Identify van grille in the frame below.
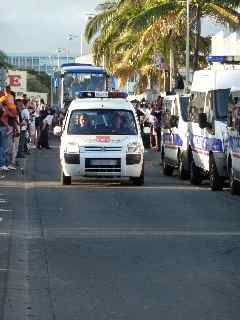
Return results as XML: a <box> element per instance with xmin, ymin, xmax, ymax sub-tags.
<box><xmin>84</xmin><ymin>146</ymin><xmax>122</xmax><ymax>152</ymax></box>
<box><xmin>85</xmin><ymin>158</ymin><xmax>121</xmax><ymax>173</ymax></box>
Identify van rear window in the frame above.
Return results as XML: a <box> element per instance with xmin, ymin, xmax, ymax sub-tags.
<box><xmin>214</xmin><ymin>89</ymin><xmax>230</xmax><ymax>121</ymax></box>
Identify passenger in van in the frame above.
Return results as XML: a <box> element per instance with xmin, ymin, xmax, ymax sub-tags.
<box><xmin>112</xmin><ymin>113</ymin><xmax>124</xmax><ymax>130</ymax></box>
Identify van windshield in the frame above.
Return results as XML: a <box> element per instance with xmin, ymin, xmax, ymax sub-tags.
<box><xmin>214</xmin><ymin>89</ymin><xmax>230</xmax><ymax>121</ymax></box>
<box><xmin>68</xmin><ymin>109</ymin><xmax>138</xmax><ymax>135</ymax></box>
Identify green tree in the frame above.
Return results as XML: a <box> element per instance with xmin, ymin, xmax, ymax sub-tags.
<box><xmin>0</xmin><ymin>50</ymin><xmax>9</xmax><ymax>68</ymax></box>
<box><xmin>85</xmin><ymin>0</ymin><xmax>240</xmax><ymax>91</ymax></box>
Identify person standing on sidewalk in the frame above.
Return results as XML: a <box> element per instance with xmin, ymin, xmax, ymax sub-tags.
<box><xmin>17</xmin><ymin>100</ymin><xmax>30</xmax><ymax>159</ymax></box>
<box><xmin>37</xmin><ymin>109</ymin><xmax>55</xmax><ymax>149</ymax></box>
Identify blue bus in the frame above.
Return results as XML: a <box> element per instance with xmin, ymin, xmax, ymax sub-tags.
<box><xmin>52</xmin><ymin>63</ymin><xmax>115</xmax><ymax>110</ymax></box>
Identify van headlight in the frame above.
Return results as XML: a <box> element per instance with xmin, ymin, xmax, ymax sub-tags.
<box><xmin>65</xmin><ymin>143</ymin><xmax>79</xmax><ymax>154</ymax></box>
<box><xmin>127</xmin><ymin>142</ymin><xmax>141</xmax><ymax>153</ymax></box>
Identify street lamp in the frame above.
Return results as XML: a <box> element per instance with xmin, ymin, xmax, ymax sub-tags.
<box><xmin>67</xmin><ymin>33</ymin><xmax>84</xmax><ymax>56</ymax></box>
<box><xmin>67</xmin><ymin>13</ymin><xmax>95</xmax><ymax>57</ymax></box>
<box><xmin>185</xmin><ymin>0</ymin><xmax>190</xmax><ymax>89</ymax></box>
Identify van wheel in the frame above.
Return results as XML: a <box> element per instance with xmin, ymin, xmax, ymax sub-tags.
<box><xmin>229</xmin><ymin>164</ymin><xmax>240</xmax><ymax>195</ymax></box>
<box><xmin>61</xmin><ymin>168</ymin><xmax>71</xmax><ymax>185</ymax></box>
<box><xmin>209</xmin><ymin>156</ymin><xmax>223</xmax><ymax>191</ymax></box>
<box><xmin>190</xmin><ymin>158</ymin><xmax>202</xmax><ymax>185</ymax></box>
<box><xmin>131</xmin><ymin>165</ymin><xmax>144</xmax><ymax>186</ymax></box>
<box><xmin>162</xmin><ymin>157</ymin><xmax>174</xmax><ymax>176</ymax></box>
<box><xmin>178</xmin><ymin>153</ymin><xmax>189</xmax><ymax>180</ymax></box>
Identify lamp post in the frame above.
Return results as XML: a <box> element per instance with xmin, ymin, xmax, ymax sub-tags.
<box><xmin>68</xmin><ymin>33</ymin><xmax>83</xmax><ymax>56</ymax></box>
<box><xmin>185</xmin><ymin>0</ymin><xmax>190</xmax><ymax>89</ymax></box>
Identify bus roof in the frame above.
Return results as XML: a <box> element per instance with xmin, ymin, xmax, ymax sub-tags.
<box><xmin>60</xmin><ymin>63</ymin><xmax>106</xmax><ymax>74</ymax></box>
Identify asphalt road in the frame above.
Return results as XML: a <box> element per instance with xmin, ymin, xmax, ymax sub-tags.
<box><xmin>0</xmin><ymin>140</ymin><xmax>240</xmax><ymax>320</ymax></box>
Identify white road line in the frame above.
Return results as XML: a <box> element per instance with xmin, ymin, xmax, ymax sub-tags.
<box><xmin>0</xmin><ymin>199</ymin><xmax>7</xmax><ymax>203</ymax></box>
<box><xmin>0</xmin><ymin>209</ymin><xmax>12</xmax><ymax>212</ymax></box>
<box><xmin>43</xmin><ymin>227</ymin><xmax>240</xmax><ymax>239</ymax></box>
<box><xmin>0</xmin><ymin>269</ymin><xmax>8</xmax><ymax>272</ymax></box>
<box><xmin>0</xmin><ymin>232</ymin><xmax>9</xmax><ymax>237</ymax></box>
<box><xmin>0</xmin><ymin>217</ymin><xmax>3</xmax><ymax>222</ymax></box>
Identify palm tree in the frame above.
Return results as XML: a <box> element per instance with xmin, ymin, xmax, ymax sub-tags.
<box><xmin>85</xmin><ymin>0</ymin><xmax>240</xmax><ymax>91</ymax></box>
<box><xmin>0</xmin><ymin>50</ymin><xmax>8</xmax><ymax>68</ymax></box>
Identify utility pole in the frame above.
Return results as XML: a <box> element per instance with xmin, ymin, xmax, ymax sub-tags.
<box><xmin>186</xmin><ymin>0</ymin><xmax>190</xmax><ymax>89</ymax></box>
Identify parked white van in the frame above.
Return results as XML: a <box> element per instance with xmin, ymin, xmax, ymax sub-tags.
<box><xmin>161</xmin><ymin>93</ymin><xmax>190</xmax><ymax>179</ymax></box>
<box><xmin>54</xmin><ymin>92</ymin><xmax>144</xmax><ymax>185</ymax></box>
<box><xmin>187</xmin><ymin>67</ymin><xmax>240</xmax><ymax>191</ymax></box>
<box><xmin>226</xmin><ymin>88</ymin><xmax>240</xmax><ymax>194</ymax></box>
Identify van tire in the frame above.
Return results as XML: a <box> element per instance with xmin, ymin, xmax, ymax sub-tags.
<box><xmin>190</xmin><ymin>159</ymin><xmax>202</xmax><ymax>185</ymax></box>
<box><xmin>131</xmin><ymin>165</ymin><xmax>144</xmax><ymax>186</ymax></box>
<box><xmin>163</xmin><ymin>156</ymin><xmax>174</xmax><ymax>176</ymax></box>
<box><xmin>178</xmin><ymin>153</ymin><xmax>189</xmax><ymax>180</ymax></box>
<box><xmin>61</xmin><ymin>168</ymin><xmax>71</xmax><ymax>185</ymax></box>
<box><xmin>229</xmin><ymin>163</ymin><xmax>240</xmax><ymax>195</ymax></box>
<box><xmin>209</xmin><ymin>156</ymin><xmax>223</xmax><ymax>191</ymax></box>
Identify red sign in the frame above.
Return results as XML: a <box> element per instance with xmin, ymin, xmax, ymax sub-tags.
<box><xmin>9</xmin><ymin>75</ymin><xmax>21</xmax><ymax>87</ymax></box>
<box><xmin>96</xmin><ymin>136</ymin><xmax>110</xmax><ymax>143</ymax></box>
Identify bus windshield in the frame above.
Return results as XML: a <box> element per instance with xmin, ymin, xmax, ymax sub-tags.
<box><xmin>64</xmin><ymin>72</ymin><xmax>107</xmax><ymax>98</ymax></box>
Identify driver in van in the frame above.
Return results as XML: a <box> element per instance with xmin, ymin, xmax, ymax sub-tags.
<box><xmin>79</xmin><ymin>114</ymin><xmax>90</xmax><ymax>128</ymax></box>
<box><xmin>71</xmin><ymin>113</ymin><xmax>91</xmax><ymax>133</ymax></box>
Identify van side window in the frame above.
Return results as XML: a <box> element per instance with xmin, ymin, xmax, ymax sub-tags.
<box><xmin>231</xmin><ymin>98</ymin><xmax>240</xmax><ymax>131</ymax></box>
<box><xmin>163</xmin><ymin>99</ymin><xmax>172</xmax><ymax>128</ymax></box>
<box><xmin>205</xmin><ymin>92</ymin><xmax>214</xmax><ymax>123</ymax></box>
<box><xmin>188</xmin><ymin>92</ymin><xmax>205</xmax><ymax>122</ymax></box>
<box><xmin>173</xmin><ymin>99</ymin><xmax>179</xmax><ymax>117</ymax></box>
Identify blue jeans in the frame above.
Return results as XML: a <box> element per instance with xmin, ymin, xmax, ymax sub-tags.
<box><xmin>0</xmin><ymin>127</ymin><xmax>8</xmax><ymax>167</ymax></box>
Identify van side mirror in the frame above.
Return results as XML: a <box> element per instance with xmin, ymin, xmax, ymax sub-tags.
<box><xmin>170</xmin><ymin>115</ymin><xmax>178</xmax><ymax>128</ymax></box>
<box><xmin>53</xmin><ymin>125</ymin><xmax>62</xmax><ymax>136</ymax></box>
<box><xmin>198</xmin><ymin>113</ymin><xmax>208</xmax><ymax>129</ymax></box>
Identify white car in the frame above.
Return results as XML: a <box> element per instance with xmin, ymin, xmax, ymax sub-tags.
<box><xmin>54</xmin><ymin>94</ymin><xmax>144</xmax><ymax>185</ymax></box>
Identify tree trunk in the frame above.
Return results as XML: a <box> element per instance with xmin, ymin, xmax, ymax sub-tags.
<box><xmin>193</xmin><ymin>6</ymin><xmax>201</xmax><ymax>71</ymax></box>
<box><xmin>169</xmin><ymin>46</ymin><xmax>176</xmax><ymax>92</ymax></box>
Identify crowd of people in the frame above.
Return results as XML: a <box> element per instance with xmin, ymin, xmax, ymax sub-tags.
<box><xmin>132</xmin><ymin>96</ymin><xmax>163</xmax><ymax>152</ymax></box>
<box><xmin>0</xmin><ymin>86</ymin><xmax>58</xmax><ymax>178</ymax></box>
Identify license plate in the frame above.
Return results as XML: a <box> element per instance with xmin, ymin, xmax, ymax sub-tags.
<box><xmin>90</xmin><ymin>159</ymin><xmax>118</xmax><ymax>166</ymax></box>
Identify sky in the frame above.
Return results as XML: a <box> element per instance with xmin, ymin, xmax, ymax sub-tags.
<box><xmin>0</xmin><ymin>0</ymin><xmax>223</xmax><ymax>58</ymax></box>
<box><xmin>0</xmin><ymin>0</ymin><xmax>100</xmax><ymax>56</ymax></box>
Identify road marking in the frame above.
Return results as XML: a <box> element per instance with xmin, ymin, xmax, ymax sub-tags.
<box><xmin>0</xmin><ymin>199</ymin><xmax>7</xmax><ymax>203</ymax></box>
<box><xmin>0</xmin><ymin>208</ymin><xmax>12</xmax><ymax>213</ymax></box>
<box><xmin>43</xmin><ymin>227</ymin><xmax>240</xmax><ymax>239</ymax></box>
<box><xmin>0</xmin><ymin>217</ymin><xmax>3</xmax><ymax>222</ymax></box>
<box><xmin>0</xmin><ymin>232</ymin><xmax>9</xmax><ymax>237</ymax></box>
<box><xmin>0</xmin><ymin>269</ymin><xmax>8</xmax><ymax>272</ymax></box>
<box><xmin>0</xmin><ymin>181</ymin><xmax>208</xmax><ymax>191</ymax></box>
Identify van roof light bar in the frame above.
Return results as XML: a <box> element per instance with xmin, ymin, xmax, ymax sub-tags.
<box><xmin>76</xmin><ymin>91</ymin><xmax>128</xmax><ymax>99</ymax></box>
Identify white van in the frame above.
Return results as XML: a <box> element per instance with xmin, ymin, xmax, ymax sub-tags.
<box><xmin>188</xmin><ymin>68</ymin><xmax>240</xmax><ymax>191</ymax></box>
<box><xmin>54</xmin><ymin>93</ymin><xmax>144</xmax><ymax>185</ymax></box>
<box><xmin>161</xmin><ymin>94</ymin><xmax>190</xmax><ymax>179</ymax></box>
<box><xmin>226</xmin><ymin>88</ymin><xmax>240</xmax><ymax>194</ymax></box>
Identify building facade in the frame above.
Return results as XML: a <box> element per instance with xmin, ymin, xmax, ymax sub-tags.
<box><xmin>7</xmin><ymin>54</ymin><xmax>75</xmax><ymax>75</ymax></box>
